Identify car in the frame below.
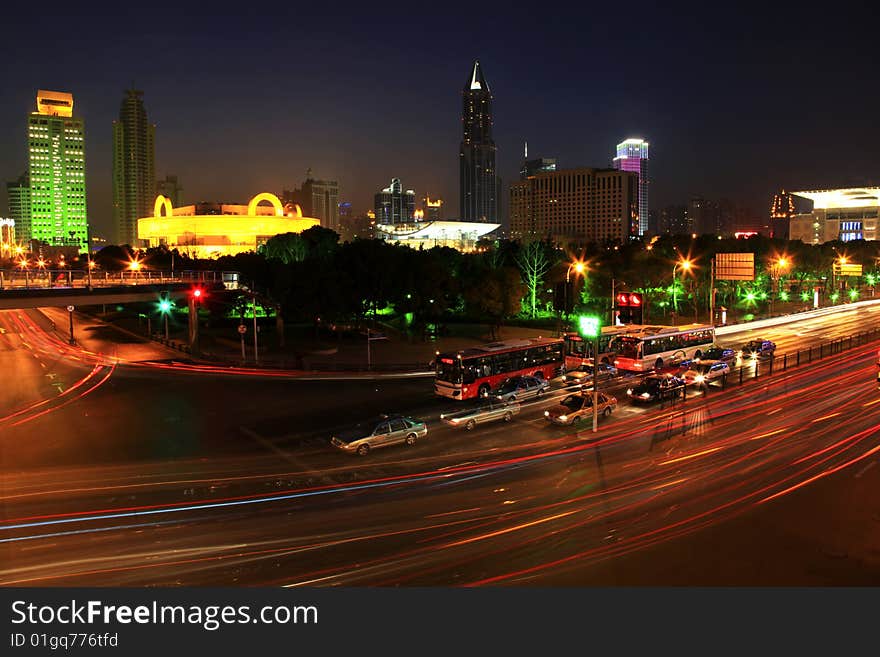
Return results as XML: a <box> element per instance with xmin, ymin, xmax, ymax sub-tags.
<box><xmin>491</xmin><ymin>375</ymin><xmax>550</xmax><ymax>402</ymax></box>
<box><xmin>626</xmin><ymin>373</ymin><xmax>686</xmax><ymax>403</ymax></box>
<box><xmin>564</xmin><ymin>361</ymin><xmax>618</xmax><ymax>387</ymax></box>
<box><xmin>740</xmin><ymin>339</ymin><xmax>776</xmax><ymax>359</ymax></box>
<box><xmin>330</xmin><ymin>415</ymin><xmax>428</xmax><ymax>456</ymax></box>
<box><xmin>681</xmin><ymin>360</ymin><xmax>730</xmax><ymax>385</ymax></box>
<box><xmin>698</xmin><ymin>346</ymin><xmax>737</xmax><ymax>363</ymax></box>
<box><xmin>441</xmin><ymin>400</ymin><xmax>521</xmax><ymax>430</ymax></box>
<box><xmin>544</xmin><ymin>392</ymin><xmax>618</xmax><ymax>425</ymax></box>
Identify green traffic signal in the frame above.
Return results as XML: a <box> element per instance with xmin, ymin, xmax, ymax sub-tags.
<box><xmin>577</xmin><ymin>315</ymin><xmax>601</xmax><ymax>338</ymax></box>
<box><xmin>158</xmin><ymin>299</ymin><xmax>173</xmax><ymax>313</ymax></box>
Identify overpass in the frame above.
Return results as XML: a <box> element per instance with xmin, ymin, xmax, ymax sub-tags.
<box><xmin>0</xmin><ymin>270</ymin><xmax>239</xmax><ymax>310</ymax></box>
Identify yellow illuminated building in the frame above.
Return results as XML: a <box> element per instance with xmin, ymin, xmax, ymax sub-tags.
<box><xmin>138</xmin><ymin>192</ymin><xmax>320</xmax><ymax>258</ymax></box>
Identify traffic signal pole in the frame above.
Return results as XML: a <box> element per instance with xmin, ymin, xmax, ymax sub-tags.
<box><xmin>592</xmin><ymin>333</ymin><xmax>599</xmax><ymax>433</ymax></box>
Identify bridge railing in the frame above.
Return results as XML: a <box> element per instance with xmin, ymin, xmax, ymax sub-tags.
<box><xmin>0</xmin><ymin>270</ymin><xmax>241</xmax><ymax>290</ymax></box>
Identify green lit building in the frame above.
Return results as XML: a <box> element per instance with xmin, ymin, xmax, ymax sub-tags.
<box><xmin>27</xmin><ymin>90</ymin><xmax>88</xmax><ymax>251</ymax></box>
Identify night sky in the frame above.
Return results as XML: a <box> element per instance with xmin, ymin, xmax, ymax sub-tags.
<box><xmin>1</xmin><ymin>4</ymin><xmax>877</xmax><ymax>238</ymax></box>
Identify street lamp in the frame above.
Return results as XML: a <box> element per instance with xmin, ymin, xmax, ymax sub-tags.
<box><xmin>672</xmin><ymin>259</ymin><xmax>692</xmax><ymax>324</ymax></box>
<box><xmin>769</xmin><ymin>256</ymin><xmax>790</xmax><ymax>317</ymax></box>
<box><xmin>566</xmin><ymin>260</ymin><xmax>586</xmax><ymax>283</ymax></box>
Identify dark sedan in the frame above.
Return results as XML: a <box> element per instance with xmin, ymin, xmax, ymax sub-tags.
<box><xmin>626</xmin><ymin>373</ymin><xmax>686</xmax><ymax>403</ymax></box>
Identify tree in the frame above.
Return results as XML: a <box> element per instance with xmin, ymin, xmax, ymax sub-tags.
<box><xmin>462</xmin><ymin>265</ymin><xmax>525</xmax><ymax>340</ymax></box>
<box><xmin>514</xmin><ymin>240</ymin><xmax>552</xmax><ymax>318</ymax></box>
<box><xmin>261</xmin><ymin>233</ymin><xmax>308</xmax><ymax>264</ymax></box>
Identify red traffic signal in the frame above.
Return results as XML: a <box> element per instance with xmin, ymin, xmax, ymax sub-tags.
<box><xmin>192</xmin><ymin>287</ymin><xmax>204</xmax><ymax>299</ymax></box>
<box><xmin>616</xmin><ymin>293</ymin><xmax>631</xmax><ymax>307</ymax></box>
<box><xmin>629</xmin><ymin>292</ymin><xmax>643</xmax><ymax>306</ymax></box>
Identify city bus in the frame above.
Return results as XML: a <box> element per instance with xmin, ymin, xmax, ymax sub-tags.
<box><xmin>434</xmin><ymin>337</ymin><xmax>565</xmax><ymax>400</ymax></box>
<box><xmin>562</xmin><ymin>326</ymin><xmax>633</xmax><ymax>370</ymax></box>
<box><xmin>613</xmin><ymin>324</ymin><xmax>715</xmax><ymax>372</ymax></box>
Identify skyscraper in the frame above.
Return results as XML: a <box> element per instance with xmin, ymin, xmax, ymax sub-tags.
<box><xmin>27</xmin><ymin>90</ymin><xmax>88</xmax><ymax>251</ymax></box>
<box><xmin>374</xmin><ymin>178</ymin><xmax>415</xmax><ymax>224</ymax></box>
<box><xmin>612</xmin><ymin>138</ymin><xmax>649</xmax><ymax>235</ymax></box>
<box><xmin>113</xmin><ymin>89</ymin><xmax>155</xmax><ymax>246</ymax></box>
<box><xmin>459</xmin><ymin>60</ymin><xmax>497</xmax><ymax>223</ymax></box>
<box><xmin>421</xmin><ymin>195</ymin><xmax>443</xmax><ymax>220</ymax></box>
<box><xmin>5</xmin><ymin>172</ymin><xmax>29</xmax><ymax>243</ymax></box>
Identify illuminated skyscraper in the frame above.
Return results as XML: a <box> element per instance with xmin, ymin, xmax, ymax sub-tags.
<box><xmin>282</xmin><ymin>170</ymin><xmax>339</xmax><ymax>232</ymax></box>
<box><xmin>156</xmin><ymin>174</ymin><xmax>183</xmax><ymax>208</ymax></box>
<box><xmin>459</xmin><ymin>60</ymin><xmax>498</xmax><ymax>223</ymax></box>
<box><xmin>612</xmin><ymin>138</ymin><xmax>649</xmax><ymax>235</ymax></box>
<box><xmin>28</xmin><ymin>90</ymin><xmax>88</xmax><ymax>251</ymax></box>
<box><xmin>374</xmin><ymin>178</ymin><xmax>415</xmax><ymax>224</ymax></box>
<box><xmin>113</xmin><ymin>89</ymin><xmax>155</xmax><ymax>246</ymax></box>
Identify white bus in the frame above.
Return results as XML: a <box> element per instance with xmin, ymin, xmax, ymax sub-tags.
<box><xmin>613</xmin><ymin>324</ymin><xmax>715</xmax><ymax>372</ymax></box>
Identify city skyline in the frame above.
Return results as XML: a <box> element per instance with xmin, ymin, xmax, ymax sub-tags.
<box><xmin>1</xmin><ymin>6</ymin><xmax>878</xmax><ymax>241</ymax></box>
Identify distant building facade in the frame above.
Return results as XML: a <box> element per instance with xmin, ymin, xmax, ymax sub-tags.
<box><xmin>112</xmin><ymin>89</ymin><xmax>155</xmax><ymax>246</ymax></box>
<box><xmin>612</xmin><ymin>138</ymin><xmax>649</xmax><ymax>235</ymax></box>
<box><xmin>27</xmin><ymin>90</ymin><xmax>88</xmax><ymax>251</ymax></box>
<box><xmin>156</xmin><ymin>175</ymin><xmax>183</xmax><ymax>207</ymax></box>
<box><xmin>282</xmin><ymin>171</ymin><xmax>339</xmax><ymax>232</ymax></box>
<box><xmin>5</xmin><ymin>172</ymin><xmax>29</xmax><ymax>242</ymax></box>
<box><xmin>509</xmin><ymin>167</ymin><xmax>639</xmax><ymax>242</ymax></box>
<box><xmin>374</xmin><ymin>178</ymin><xmax>415</xmax><ymax>225</ymax></box>
<box><xmin>459</xmin><ymin>60</ymin><xmax>498</xmax><ymax>223</ymax></box>
<box><xmin>520</xmin><ymin>157</ymin><xmax>557</xmax><ymax>180</ymax></box>
<box><xmin>769</xmin><ymin>190</ymin><xmax>796</xmax><ymax>240</ymax></box>
<box><xmin>789</xmin><ymin>188</ymin><xmax>880</xmax><ymax>244</ymax></box>
<box><xmin>376</xmin><ymin>220</ymin><xmax>498</xmax><ymax>251</ymax></box>
<box><xmin>658</xmin><ymin>205</ymin><xmax>691</xmax><ymax>235</ymax></box>
<box><xmin>422</xmin><ymin>195</ymin><xmax>443</xmax><ymax>220</ymax></box>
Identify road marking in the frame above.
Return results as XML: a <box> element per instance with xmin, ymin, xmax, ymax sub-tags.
<box><xmin>810</xmin><ymin>412</ymin><xmax>842</xmax><ymax>423</ymax></box>
<box><xmin>238</xmin><ymin>426</ymin><xmax>311</xmax><ymax>470</ymax></box>
<box><xmin>767</xmin><ymin>407</ymin><xmax>783</xmax><ymax>415</ymax></box>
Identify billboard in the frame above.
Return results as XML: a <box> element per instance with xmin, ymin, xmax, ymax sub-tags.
<box><xmin>833</xmin><ymin>263</ymin><xmax>862</xmax><ymax>276</ymax></box>
<box><xmin>715</xmin><ymin>253</ymin><xmax>754</xmax><ymax>281</ymax></box>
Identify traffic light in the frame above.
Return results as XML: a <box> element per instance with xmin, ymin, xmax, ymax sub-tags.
<box><xmin>192</xmin><ymin>287</ymin><xmax>204</xmax><ymax>300</ymax></box>
<box><xmin>616</xmin><ymin>292</ymin><xmax>644</xmax><ymax>324</ymax></box>
<box><xmin>554</xmin><ymin>281</ymin><xmax>575</xmax><ymax>313</ymax></box>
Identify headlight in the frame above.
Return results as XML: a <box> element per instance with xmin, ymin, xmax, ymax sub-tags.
<box><xmin>626</xmin><ymin>388</ymin><xmax>633</xmax><ymax>395</ymax></box>
<box><xmin>641</xmin><ymin>392</ymin><xmax>650</xmax><ymax>399</ymax></box>
<box><xmin>544</xmin><ymin>410</ymin><xmax>549</xmax><ymax>417</ymax></box>
<box><xmin>558</xmin><ymin>415</ymin><xmax>568</xmax><ymax>422</ymax></box>
<box><xmin>695</xmin><ymin>375</ymin><xmax>705</xmax><ymax>383</ymax></box>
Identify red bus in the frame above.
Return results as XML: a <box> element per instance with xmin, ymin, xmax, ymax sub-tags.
<box><xmin>562</xmin><ymin>326</ymin><xmax>633</xmax><ymax>371</ymax></box>
<box><xmin>434</xmin><ymin>337</ymin><xmax>565</xmax><ymax>400</ymax></box>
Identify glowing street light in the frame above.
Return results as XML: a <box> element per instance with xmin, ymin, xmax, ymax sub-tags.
<box><xmin>566</xmin><ymin>260</ymin><xmax>586</xmax><ymax>283</ymax></box>
<box><xmin>671</xmin><ymin>258</ymin><xmax>692</xmax><ymax>321</ymax></box>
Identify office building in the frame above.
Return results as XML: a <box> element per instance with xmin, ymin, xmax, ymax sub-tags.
<box><xmin>422</xmin><ymin>195</ymin><xmax>443</xmax><ymax>220</ymax></box>
<box><xmin>520</xmin><ymin>157</ymin><xmax>557</xmax><ymax>180</ymax></box>
<box><xmin>112</xmin><ymin>89</ymin><xmax>155</xmax><ymax>246</ymax></box>
<box><xmin>460</xmin><ymin>60</ymin><xmax>498</xmax><ymax>223</ymax></box>
<box><xmin>156</xmin><ymin>174</ymin><xmax>183</xmax><ymax>207</ymax></box>
<box><xmin>789</xmin><ymin>187</ymin><xmax>880</xmax><ymax>244</ymax></box>
<box><xmin>281</xmin><ymin>171</ymin><xmax>339</xmax><ymax>232</ymax></box>
<box><xmin>374</xmin><ymin>178</ymin><xmax>415</xmax><ymax>224</ymax></box>
<box><xmin>5</xmin><ymin>172</ymin><xmax>30</xmax><ymax>243</ymax></box>
<box><xmin>769</xmin><ymin>190</ymin><xmax>796</xmax><ymax>239</ymax></box>
<box><xmin>509</xmin><ymin>167</ymin><xmax>639</xmax><ymax>242</ymax></box>
<box><xmin>27</xmin><ymin>90</ymin><xmax>88</xmax><ymax>251</ymax></box>
<box><xmin>658</xmin><ymin>205</ymin><xmax>690</xmax><ymax>235</ymax></box>
<box><xmin>138</xmin><ymin>192</ymin><xmax>319</xmax><ymax>258</ymax></box>
<box><xmin>612</xmin><ymin>138</ymin><xmax>649</xmax><ymax>235</ymax></box>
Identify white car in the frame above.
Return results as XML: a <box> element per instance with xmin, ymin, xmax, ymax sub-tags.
<box><xmin>682</xmin><ymin>360</ymin><xmax>730</xmax><ymax>385</ymax></box>
<box><xmin>491</xmin><ymin>375</ymin><xmax>550</xmax><ymax>402</ymax></box>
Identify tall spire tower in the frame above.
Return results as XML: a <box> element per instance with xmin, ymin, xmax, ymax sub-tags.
<box><xmin>459</xmin><ymin>60</ymin><xmax>497</xmax><ymax>223</ymax></box>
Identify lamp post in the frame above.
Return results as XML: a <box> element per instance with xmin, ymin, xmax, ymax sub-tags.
<box><xmin>769</xmin><ymin>256</ymin><xmax>789</xmax><ymax>317</ymax></box>
<box><xmin>671</xmin><ymin>259</ymin><xmax>692</xmax><ymax>325</ymax></box>
<box><xmin>86</xmin><ymin>257</ymin><xmax>95</xmax><ymax>290</ymax></box>
<box><xmin>577</xmin><ymin>315</ymin><xmax>602</xmax><ymax>434</ymax></box>
<box><xmin>66</xmin><ymin>305</ymin><xmax>76</xmax><ymax>345</ymax></box>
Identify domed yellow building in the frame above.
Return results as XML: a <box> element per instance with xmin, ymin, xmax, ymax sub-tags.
<box><xmin>137</xmin><ymin>192</ymin><xmax>320</xmax><ymax>258</ymax></box>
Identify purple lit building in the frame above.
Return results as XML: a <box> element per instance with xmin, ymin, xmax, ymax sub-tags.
<box><xmin>612</xmin><ymin>138</ymin><xmax>649</xmax><ymax>235</ymax></box>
